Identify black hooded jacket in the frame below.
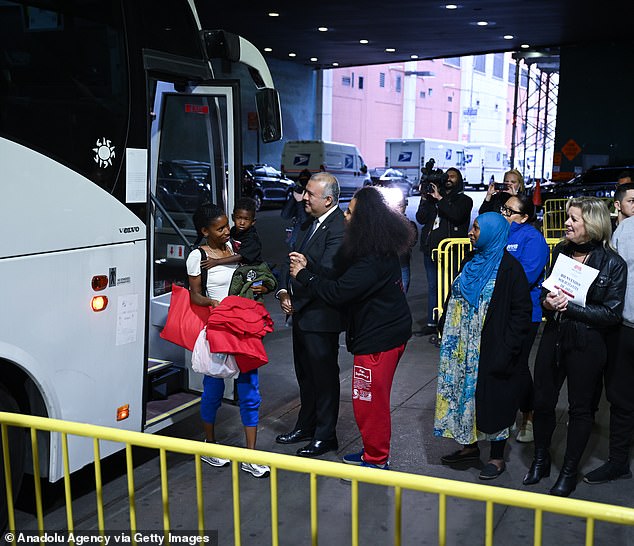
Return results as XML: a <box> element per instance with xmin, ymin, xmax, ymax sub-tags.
<box><xmin>416</xmin><ymin>174</ymin><xmax>473</xmax><ymax>255</ymax></box>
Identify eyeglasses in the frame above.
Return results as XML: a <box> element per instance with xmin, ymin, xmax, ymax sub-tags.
<box><xmin>500</xmin><ymin>205</ymin><xmax>522</xmax><ymax>216</ymax></box>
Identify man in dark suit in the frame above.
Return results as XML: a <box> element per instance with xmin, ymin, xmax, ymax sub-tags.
<box><xmin>275</xmin><ymin>172</ymin><xmax>345</xmax><ymax>457</ymax></box>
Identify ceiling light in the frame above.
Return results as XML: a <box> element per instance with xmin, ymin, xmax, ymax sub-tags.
<box><xmin>504</xmin><ymin>35</ymin><xmax>514</xmax><ymax>40</ymax></box>
<box><xmin>359</xmin><ymin>39</ymin><xmax>369</xmax><ymax>44</ymax></box>
<box><xmin>332</xmin><ymin>62</ymin><xmax>339</xmax><ymax>67</ymax></box>
<box><xmin>268</xmin><ymin>12</ymin><xmax>279</xmax><ymax>17</ymax></box>
<box><xmin>410</xmin><ymin>54</ymin><xmax>419</xmax><ymax>59</ymax></box>
<box><xmin>385</xmin><ymin>48</ymin><xmax>396</xmax><ymax>52</ymax></box>
<box><xmin>521</xmin><ymin>43</ymin><xmax>530</xmax><ymax>49</ymax></box>
<box><xmin>288</xmin><ymin>52</ymin><xmax>296</xmax><ymax>57</ymax></box>
<box><xmin>263</xmin><ymin>47</ymin><xmax>272</xmax><ymax>52</ymax></box>
<box><xmin>444</xmin><ymin>4</ymin><xmax>458</xmax><ymax>8</ymax></box>
<box><xmin>310</xmin><ymin>57</ymin><xmax>318</xmax><ymax>62</ymax></box>
<box><xmin>476</xmin><ymin>21</ymin><xmax>488</xmax><ymax>26</ymax></box>
<box><xmin>318</xmin><ymin>27</ymin><xmax>328</xmax><ymax>32</ymax></box>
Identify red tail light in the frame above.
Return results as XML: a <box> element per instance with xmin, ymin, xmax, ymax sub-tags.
<box><xmin>91</xmin><ymin>275</ymin><xmax>108</xmax><ymax>291</ymax></box>
<box><xmin>91</xmin><ymin>296</ymin><xmax>108</xmax><ymax>312</ymax></box>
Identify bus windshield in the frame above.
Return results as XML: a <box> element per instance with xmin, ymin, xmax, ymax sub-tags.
<box><xmin>0</xmin><ymin>1</ymin><xmax>128</xmax><ymax>194</ymax></box>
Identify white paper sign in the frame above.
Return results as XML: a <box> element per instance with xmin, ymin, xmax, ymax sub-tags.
<box><xmin>125</xmin><ymin>148</ymin><xmax>147</xmax><ymax>203</ymax></box>
<box><xmin>116</xmin><ymin>294</ymin><xmax>139</xmax><ymax>346</ymax></box>
<box><xmin>542</xmin><ymin>253</ymin><xmax>600</xmax><ymax>308</ymax></box>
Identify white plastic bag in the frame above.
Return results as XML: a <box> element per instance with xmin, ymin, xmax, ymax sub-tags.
<box><xmin>191</xmin><ymin>329</ymin><xmax>240</xmax><ymax>379</ymax></box>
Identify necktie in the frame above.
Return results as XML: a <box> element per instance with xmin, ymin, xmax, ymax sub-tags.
<box><xmin>298</xmin><ymin>218</ymin><xmax>318</xmax><ymax>252</ymax></box>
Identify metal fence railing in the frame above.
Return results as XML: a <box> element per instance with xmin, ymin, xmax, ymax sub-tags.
<box><xmin>3</xmin><ymin>411</ymin><xmax>634</xmax><ymax>545</ymax></box>
<box><xmin>432</xmin><ymin>237</ymin><xmax>564</xmax><ymax>324</ymax></box>
<box><xmin>542</xmin><ymin>198</ymin><xmax>614</xmax><ymax>239</ymax></box>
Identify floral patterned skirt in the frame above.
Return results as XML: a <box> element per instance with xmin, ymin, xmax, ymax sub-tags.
<box><xmin>433</xmin><ymin>277</ymin><xmax>508</xmax><ymax>445</ymax></box>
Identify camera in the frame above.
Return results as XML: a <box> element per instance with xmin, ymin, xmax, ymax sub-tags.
<box><xmin>422</xmin><ymin>171</ymin><xmax>448</xmax><ymax>195</ymax></box>
<box><xmin>494</xmin><ymin>182</ymin><xmax>506</xmax><ymax>191</ymax></box>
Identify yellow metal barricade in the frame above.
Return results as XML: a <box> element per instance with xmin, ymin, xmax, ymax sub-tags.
<box><xmin>542</xmin><ymin>199</ymin><xmax>569</xmax><ymax>239</ymax></box>
<box><xmin>434</xmin><ymin>237</ymin><xmax>569</xmax><ymax>325</ymax></box>
<box><xmin>542</xmin><ymin>197</ymin><xmax>614</xmax><ymax>240</ymax></box>
<box><xmin>3</xmin><ymin>411</ymin><xmax>634</xmax><ymax>546</ymax></box>
<box><xmin>433</xmin><ymin>237</ymin><xmax>471</xmax><ymax>323</ymax></box>
<box><xmin>0</xmin><ymin>412</ymin><xmax>634</xmax><ymax>546</ymax></box>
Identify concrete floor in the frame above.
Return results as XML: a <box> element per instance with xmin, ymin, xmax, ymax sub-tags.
<box><xmin>11</xmin><ymin>199</ymin><xmax>634</xmax><ymax>545</ymax></box>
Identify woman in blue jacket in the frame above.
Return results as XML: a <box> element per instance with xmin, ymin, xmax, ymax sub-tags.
<box><xmin>501</xmin><ymin>194</ymin><xmax>550</xmax><ymax>443</ymax></box>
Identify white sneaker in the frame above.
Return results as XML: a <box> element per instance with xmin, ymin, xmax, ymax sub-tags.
<box><xmin>202</xmin><ymin>440</ymin><xmax>230</xmax><ymax>467</ymax></box>
<box><xmin>516</xmin><ymin>421</ymin><xmax>534</xmax><ymax>443</ymax></box>
<box><xmin>240</xmin><ymin>462</ymin><xmax>270</xmax><ymax>478</ymax></box>
<box><xmin>201</xmin><ymin>454</ymin><xmax>230</xmax><ymax>467</ymax></box>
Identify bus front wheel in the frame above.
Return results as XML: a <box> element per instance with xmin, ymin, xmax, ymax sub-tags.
<box><xmin>0</xmin><ymin>384</ymin><xmax>25</xmax><ymax>532</ymax></box>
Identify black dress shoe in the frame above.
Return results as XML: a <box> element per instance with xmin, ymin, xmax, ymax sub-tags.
<box><xmin>296</xmin><ymin>438</ymin><xmax>338</xmax><ymax>457</ymax></box>
<box><xmin>550</xmin><ymin>471</ymin><xmax>577</xmax><ymax>497</ymax></box>
<box><xmin>523</xmin><ymin>448</ymin><xmax>551</xmax><ymax>485</ymax></box>
<box><xmin>440</xmin><ymin>447</ymin><xmax>480</xmax><ymax>464</ymax></box>
<box><xmin>275</xmin><ymin>429</ymin><xmax>314</xmax><ymax>445</ymax></box>
<box><xmin>549</xmin><ymin>460</ymin><xmax>578</xmax><ymax>497</ymax></box>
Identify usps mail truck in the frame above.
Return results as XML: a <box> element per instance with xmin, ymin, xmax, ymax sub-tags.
<box><xmin>385</xmin><ymin>138</ymin><xmax>466</xmax><ymax>185</ymax></box>
<box><xmin>281</xmin><ymin>140</ymin><xmax>369</xmax><ymax>199</ymax></box>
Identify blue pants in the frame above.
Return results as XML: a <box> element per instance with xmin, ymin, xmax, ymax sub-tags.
<box><xmin>201</xmin><ymin>370</ymin><xmax>260</xmax><ymax>427</ymax></box>
<box><xmin>423</xmin><ymin>253</ymin><xmax>437</xmax><ymax>325</ymax></box>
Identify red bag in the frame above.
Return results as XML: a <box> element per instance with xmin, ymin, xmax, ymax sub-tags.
<box><xmin>159</xmin><ymin>284</ymin><xmax>210</xmax><ymax>351</ymax></box>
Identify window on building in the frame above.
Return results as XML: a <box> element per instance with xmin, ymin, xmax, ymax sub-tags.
<box><xmin>428</xmin><ymin>88</ymin><xmax>433</xmax><ymax>97</ymax></box>
<box><xmin>493</xmin><ymin>53</ymin><xmax>504</xmax><ymax>79</ymax></box>
<box><xmin>444</xmin><ymin>57</ymin><xmax>461</xmax><ymax>67</ymax></box>
<box><xmin>379</xmin><ymin>72</ymin><xmax>385</xmax><ymax>87</ymax></box>
<box><xmin>448</xmin><ymin>111</ymin><xmax>453</xmax><ymax>130</ymax></box>
<box><xmin>474</xmin><ymin>55</ymin><xmax>486</xmax><ymax>73</ymax></box>
<box><xmin>358</xmin><ymin>76</ymin><xmax>364</xmax><ymax>89</ymax></box>
<box><xmin>520</xmin><ymin>68</ymin><xmax>528</xmax><ymax>88</ymax></box>
<box><xmin>495</xmin><ymin>104</ymin><xmax>499</xmax><ymax>111</ymax></box>
<box><xmin>351</xmin><ymin>72</ymin><xmax>355</xmax><ymax>88</ymax></box>
<box><xmin>342</xmin><ymin>76</ymin><xmax>351</xmax><ymax>87</ymax></box>
<box><xmin>419</xmin><ymin>91</ymin><xmax>426</xmax><ymax>99</ymax></box>
<box><xmin>448</xmin><ymin>96</ymin><xmax>453</xmax><ymax>102</ymax></box>
<box><xmin>508</xmin><ymin>62</ymin><xmax>516</xmax><ymax>84</ymax></box>
<box><xmin>476</xmin><ymin>99</ymin><xmax>480</xmax><ymax>106</ymax></box>
<box><xmin>396</xmin><ymin>75</ymin><xmax>402</xmax><ymax>93</ymax></box>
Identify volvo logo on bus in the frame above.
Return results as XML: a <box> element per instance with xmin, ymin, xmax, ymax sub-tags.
<box><xmin>119</xmin><ymin>226</ymin><xmax>140</xmax><ymax>234</ymax></box>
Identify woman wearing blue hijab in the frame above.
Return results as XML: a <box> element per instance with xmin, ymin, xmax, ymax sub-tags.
<box><xmin>434</xmin><ymin>212</ymin><xmax>532</xmax><ymax>480</ymax></box>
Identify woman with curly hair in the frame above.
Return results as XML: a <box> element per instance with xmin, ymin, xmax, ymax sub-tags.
<box><xmin>289</xmin><ymin>186</ymin><xmax>414</xmax><ymax>469</ymax></box>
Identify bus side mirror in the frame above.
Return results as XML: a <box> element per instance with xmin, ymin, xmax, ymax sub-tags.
<box><xmin>255</xmin><ymin>88</ymin><xmax>283</xmax><ymax>143</ymax></box>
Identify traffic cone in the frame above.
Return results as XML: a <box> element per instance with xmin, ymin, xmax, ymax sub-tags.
<box><xmin>532</xmin><ymin>178</ymin><xmax>542</xmax><ymax>207</ymax></box>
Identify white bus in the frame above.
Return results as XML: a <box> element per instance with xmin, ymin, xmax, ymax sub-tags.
<box><xmin>0</xmin><ymin>0</ymin><xmax>282</xmax><ymax>519</ymax></box>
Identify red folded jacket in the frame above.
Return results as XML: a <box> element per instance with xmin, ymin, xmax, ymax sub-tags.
<box><xmin>206</xmin><ymin>296</ymin><xmax>274</xmax><ymax>372</ymax></box>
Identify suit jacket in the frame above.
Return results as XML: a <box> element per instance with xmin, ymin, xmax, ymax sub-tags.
<box><xmin>282</xmin><ymin>206</ymin><xmax>345</xmax><ymax>332</ymax></box>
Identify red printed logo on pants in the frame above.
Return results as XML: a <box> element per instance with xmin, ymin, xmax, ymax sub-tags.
<box><xmin>353</xmin><ymin>365</ymin><xmax>372</xmax><ymax>402</ymax></box>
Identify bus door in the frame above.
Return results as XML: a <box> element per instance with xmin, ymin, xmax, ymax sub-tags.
<box><xmin>145</xmin><ymin>80</ymin><xmax>241</xmax><ymax>429</ymax></box>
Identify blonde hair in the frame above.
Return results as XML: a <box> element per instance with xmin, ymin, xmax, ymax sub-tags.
<box><xmin>504</xmin><ymin>168</ymin><xmax>525</xmax><ymax>192</ymax></box>
<box><xmin>565</xmin><ymin>197</ymin><xmax>613</xmax><ymax>247</ymax></box>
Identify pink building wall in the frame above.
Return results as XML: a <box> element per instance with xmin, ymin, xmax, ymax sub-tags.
<box><xmin>331</xmin><ymin>60</ymin><xmax>462</xmax><ymax>168</ymax></box>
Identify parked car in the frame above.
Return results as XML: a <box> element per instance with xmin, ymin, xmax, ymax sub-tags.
<box><xmin>371</xmin><ymin>168</ymin><xmax>415</xmax><ymax>197</ymax></box>
<box><xmin>529</xmin><ymin>166</ymin><xmax>633</xmax><ymax>207</ymax></box>
<box><xmin>156</xmin><ymin>160</ymin><xmax>211</xmax><ymax>215</ymax></box>
<box><xmin>242</xmin><ymin>164</ymin><xmax>294</xmax><ymax>210</ymax></box>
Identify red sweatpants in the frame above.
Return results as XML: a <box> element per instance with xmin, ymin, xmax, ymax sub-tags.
<box><xmin>352</xmin><ymin>344</ymin><xmax>406</xmax><ymax>465</ymax></box>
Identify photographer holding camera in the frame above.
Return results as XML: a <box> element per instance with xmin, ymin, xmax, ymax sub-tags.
<box><xmin>281</xmin><ymin>168</ymin><xmax>312</xmax><ymax>249</ymax></box>
<box><xmin>479</xmin><ymin>168</ymin><xmax>526</xmax><ymax>214</ymax></box>
<box><xmin>415</xmin><ymin>167</ymin><xmax>473</xmax><ymax>335</ymax></box>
